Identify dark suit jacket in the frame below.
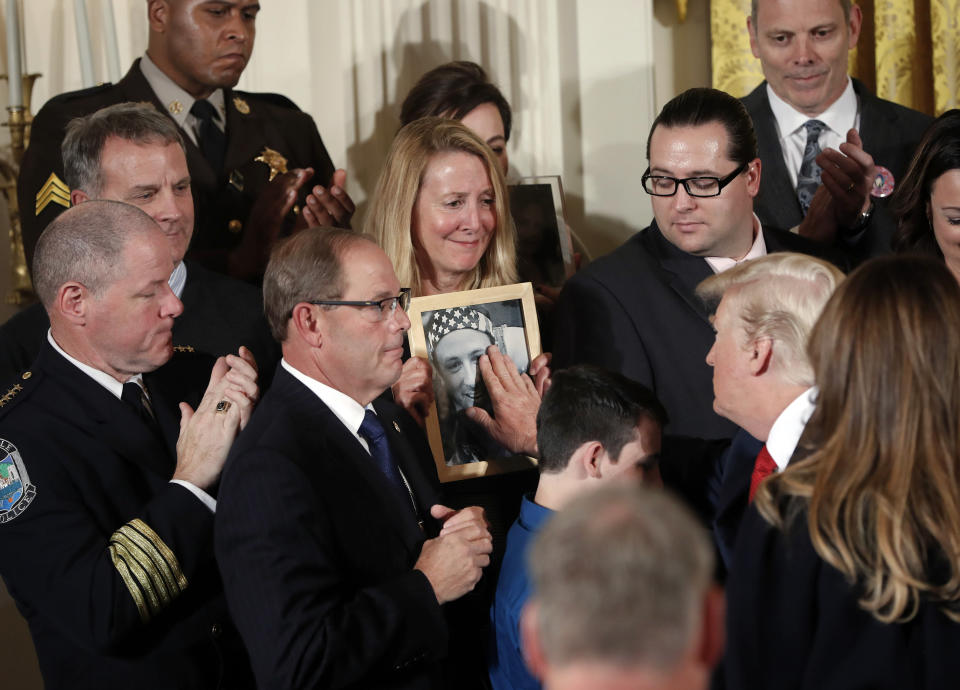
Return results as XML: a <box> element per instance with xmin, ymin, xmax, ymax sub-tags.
<box><xmin>725</xmin><ymin>504</ymin><xmax>960</xmax><ymax>689</ymax></box>
<box><xmin>18</xmin><ymin>59</ymin><xmax>336</xmax><ymax>274</ymax></box>
<box><xmin>0</xmin><ymin>343</ymin><xmax>253</xmax><ymax>689</ymax></box>
<box><xmin>711</xmin><ymin>428</ymin><xmax>764</xmax><ymax>571</ymax></box>
<box><xmin>215</xmin><ymin>365</ymin><xmax>449</xmax><ymax>690</ymax></box>
<box><xmin>743</xmin><ymin>79</ymin><xmax>933</xmax><ymax>262</ymax></box>
<box><xmin>551</xmin><ymin>221</ymin><xmax>829</xmax><ymax>440</ymax></box>
<box><xmin>0</xmin><ymin>260</ymin><xmax>279</xmax><ymax>389</ymax></box>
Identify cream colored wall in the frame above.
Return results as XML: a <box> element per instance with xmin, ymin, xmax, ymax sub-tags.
<box><xmin>0</xmin><ymin>2</ymin><xmax>710</xmax><ymax>685</ymax></box>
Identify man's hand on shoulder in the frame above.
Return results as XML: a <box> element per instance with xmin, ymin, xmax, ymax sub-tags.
<box><xmin>415</xmin><ymin>504</ymin><xmax>492</xmax><ymax>605</ymax></box>
<box><xmin>173</xmin><ymin>347</ymin><xmax>259</xmax><ymax>489</ymax></box>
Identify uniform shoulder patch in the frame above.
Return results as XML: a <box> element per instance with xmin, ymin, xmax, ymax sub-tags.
<box><xmin>35</xmin><ymin>172</ymin><xmax>71</xmax><ymax>216</ymax></box>
<box><xmin>0</xmin><ymin>438</ymin><xmax>37</xmax><ymax>523</ymax></box>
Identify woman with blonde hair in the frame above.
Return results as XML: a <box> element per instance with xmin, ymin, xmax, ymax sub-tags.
<box><xmin>725</xmin><ymin>254</ymin><xmax>960</xmax><ymax>689</ymax></box>
<box><xmin>366</xmin><ymin>116</ymin><xmax>517</xmax><ymax>297</ymax></box>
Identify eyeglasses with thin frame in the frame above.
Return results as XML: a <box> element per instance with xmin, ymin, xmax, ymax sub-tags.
<box><xmin>308</xmin><ymin>287</ymin><xmax>411</xmax><ymax>322</ymax></box>
<box><xmin>641</xmin><ymin>162</ymin><xmax>748</xmax><ymax>198</ymax></box>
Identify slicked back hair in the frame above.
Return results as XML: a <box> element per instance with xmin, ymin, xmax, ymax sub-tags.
<box><xmin>647</xmin><ymin>87</ymin><xmax>758</xmax><ymax>167</ymax></box>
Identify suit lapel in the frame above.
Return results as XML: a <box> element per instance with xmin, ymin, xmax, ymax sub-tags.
<box><xmin>222</xmin><ymin>90</ymin><xmax>269</xmax><ymax>175</ymax></box>
<box><xmin>38</xmin><ymin>344</ymin><xmax>175</xmax><ymax>479</ymax></box>
<box><xmin>374</xmin><ymin>400</ymin><xmax>442</xmax><ymax>524</ymax></box>
<box><xmin>645</xmin><ymin>224</ymin><xmax>714</xmax><ymax>326</ymax></box>
<box><xmin>746</xmin><ymin>83</ymin><xmax>804</xmax><ymax>230</ymax></box>
<box><xmin>276</xmin><ymin>370</ymin><xmax>427</xmax><ymax>555</ymax></box>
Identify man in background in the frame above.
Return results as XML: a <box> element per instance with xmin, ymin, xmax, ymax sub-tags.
<box><xmin>745</xmin><ymin>0</ymin><xmax>932</xmax><ymax>259</ymax></box>
<box><xmin>19</xmin><ymin>0</ymin><xmax>354</xmax><ymax>280</ymax></box>
<box><xmin>0</xmin><ymin>102</ymin><xmax>279</xmax><ymax>387</ymax></box>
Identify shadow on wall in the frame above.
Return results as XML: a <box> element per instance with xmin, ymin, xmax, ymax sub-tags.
<box><xmin>345</xmin><ymin>1</ymin><xmax>526</xmax><ymax>230</ymax></box>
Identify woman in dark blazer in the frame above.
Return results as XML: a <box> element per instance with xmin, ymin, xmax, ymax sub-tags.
<box><xmin>725</xmin><ymin>255</ymin><xmax>960</xmax><ymax>690</ymax></box>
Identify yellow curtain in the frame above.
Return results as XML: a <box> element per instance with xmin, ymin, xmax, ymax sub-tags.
<box><xmin>711</xmin><ymin>0</ymin><xmax>960</xmax><ymax>116</ymax></box>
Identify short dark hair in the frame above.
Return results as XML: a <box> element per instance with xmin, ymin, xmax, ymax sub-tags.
<box><xmin>536</xmin><ymin>365</ymin><xmax>667</xmax><ymax>474</ymax></box>
<box><xmin>62</xmin><ymin>102</ymin><xmax>186</xmax><ymax>196</ymax></box>
<box><xmin>400</xmin><ymin>61</ymin><xmax>513</xmax><ymax>142</ymax></box>
<box><xmin>262</xmin><ymin>228</ymin><xmax>375</xmax><ymax>343</ymax></box>
<box><xmin>891</xmin><ymin>110</ymin><xmax>960</xmax><ymax>259</ymax></box>
<box><xmin>646</xmin><ymin>87</ymin><xmax>758</xmax><ymax>167</ymax></box>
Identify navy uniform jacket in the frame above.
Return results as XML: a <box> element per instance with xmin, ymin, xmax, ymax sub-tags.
<box><xmin>0</xmin><ymin>260</ymin><xmax>279</xmax><ymax>389</ymax></box>
<box><xmin>551</xmin><ymin>221</ymin><xmax>830</xmax><ymax>440</ymax></box>
<box><xmin>215</xmin><ymin>365</ymin><xmax>449</xmax><ymax>690</ymax></box>
<box><xmin>725</xmin><ymin>503</ymin><xmax>960</xmax><ymax>689</ymax></box>
<box><xmin>18</xmin><ymin>59</ymin><xmax>336</xmax><ymax>275</ymax></box>
<box><xmin>0</xmin><ymin>342</ymin><xmax>254</xmax><ymax>688</ymax></box>
<box><xmin>743</xmin><ymin>79</ymin><xmax>933</xmax><ymax>263</ymax></box>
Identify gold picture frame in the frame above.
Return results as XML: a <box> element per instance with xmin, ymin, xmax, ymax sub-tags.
<box><xmin>408</xmin><ymin>283</ymin><xmax>541</xmax><ymax>482</ymax></box>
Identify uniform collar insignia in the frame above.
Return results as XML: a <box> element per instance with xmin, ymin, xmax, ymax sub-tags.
<box><xmin>254</xmin><ymin>147</ymin><xmax>289</xmax><ymax>182</ymax></box>
<box><xmin>168</xmin><ymin>100</ymin><xmax>183</xmax><ymax>115</ymax></box>
<box><xmin>173</xmin><ymin>345</ymin><xmax>195</xmax><ymax>353</ymax></box>
<box><xmin>233</xmin><ymin>96</ymin><xmax>250</xmax><ymax>115</ymax></box>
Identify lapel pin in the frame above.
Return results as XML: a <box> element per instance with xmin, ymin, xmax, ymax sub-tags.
<box><xmin>233</xmin><ymin>96</ymin><xmax>250</xmax><ymax>115</ymax></box>
<box><xmin>393</xmin><ymin>421</ymin><xmax>401</xmax><ymax>433</ymax></box>
<box><xmin>871</xmin><ymin>165</ymin><xmax>895</xmax><ymax>198</ymax></box>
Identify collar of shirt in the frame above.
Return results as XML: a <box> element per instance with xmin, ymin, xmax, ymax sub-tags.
<box><xmin>767</xmin><ymin>79</ymin><xmax>859</xmax><ymax>188</ymax></box>
<box><xmin>766</xmin><ymin>386</ymin><xmax>818</xmax><ymax>470</ymax></box>
<box><xmin>705</xmin><ymin>214</ymin><xmax>767</xmax><ymax>274</ymax></box>
<box><xmin>47</xmin><ymin>330</ymin><xmax>145</xmax><ymax>401</ymax></box>
<box><xmin>518</xmin><ymin>494</ymin><xmax>554</xmax><ymax>534</ymax></box>
<box><xmin>168</xmin><ymin>261</ymin><xmax>187</xmax><ymax>299</ymax></box>
<box><xmin>281</xmin><ymin>359</ymin><xmax>374</xmax><ymax>452</ymax></box>
<box><xmin>139</xmin><ymin>53</ymin><xmax>226</xmax><ymax>145</ymax></box>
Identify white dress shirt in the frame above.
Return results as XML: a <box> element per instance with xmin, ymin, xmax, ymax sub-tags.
<box><xmin>766</xmin><ymin>386</ymin><xmax>818</xmax><ymax>471</ymax></box>
<box><xmin>47</xmin><ymin>331</ymin><xmax>217</xmax><ymax>512</ymax></box>
<box><xmin>767</xmin><ymin>78</ymin><xmax>860</xmax><ymax>190</ymax></box>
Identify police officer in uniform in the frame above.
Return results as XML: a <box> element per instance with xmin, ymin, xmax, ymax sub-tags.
<box><xmin>19</xmin><ymin>0</ymin><xmax>354</xmax><ymax>281</ymax></box>
<box><xmin>0</xmin><ymin>200</ymin><xmax>259</xmax><ymax>688</ymax></box>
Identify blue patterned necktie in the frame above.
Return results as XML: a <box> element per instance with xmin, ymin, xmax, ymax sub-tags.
<box><xmin>358</xmin><ymin>410</ymin><xmax>414</xmax><ymax>513</ymax></box>
<box><xmin>796</xmin><ymin>119</ymin><xmax>826</xmax><ymax>215</ymax></box>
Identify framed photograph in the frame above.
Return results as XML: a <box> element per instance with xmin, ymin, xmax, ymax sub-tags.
<box><xmin>408</xmin><ymin>283</ymin><xmax>541</xmax><ymax>482</ymax></box>
<box><xmin>509</xmin><ymin>176</ymin><xmax>575</xmax><ymax>288</ymax></box>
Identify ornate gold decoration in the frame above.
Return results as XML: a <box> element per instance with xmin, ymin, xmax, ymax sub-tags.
<box><xmin>711</xmin><ymin>0</ymin><xmax>763</xmax><ymax>97</ymax></box>
<box><xmin>173</xmin><ymin>345</ymin><xmax>195</xmax><ymax>353</ymax></box>
<box><xmin>108</xmin><ymin>518</ymin><xmax>187</xmax><ymax>623</ymax></box>
<box><xmin>2</xmin><ymin>72</ymin><xmax>41</xmax><ymax>305</ymax></box>
<box><xmin>931</xmin><ymin>0</ymin><xmax>959</xmax><ymax>112</ymax></box>
<box><xmin>34</xmin><ymin>172</ymin><xmax>70</xmax><ymax>215</ymax></box>
<box><xmin>168</xmin><ymin>100</ymin><xmax>183</xmax><ymax>115</ymax></box>
<box><xmin>233</xmin><ymin>96</ymin><xmax>250</xmax><ymax>114</ymax></box>
<box><xmin>254</xmin><ymin>147</ymin><xmax>288</xmax><ymax>182</ymax></box>
<box><xmin>676</xmin><ymin>0</ymin><xmax>688</xmax><ymax>22</ymax></box>
<box><xmin>0</xmin><ymin>383</ymin><xmax>23</xmax><ymax>407</ymax></box>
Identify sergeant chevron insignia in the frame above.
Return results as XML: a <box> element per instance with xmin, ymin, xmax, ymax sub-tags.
<box><xmin>35</xmin><ymin>172</ymin><xmax>71</xmax><ymax>216</ymax></box>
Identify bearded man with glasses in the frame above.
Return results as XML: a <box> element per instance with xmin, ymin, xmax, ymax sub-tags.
<box><xmin>553</xmin><ymin>87</ymin><xmax>833</xmax><ymax>442</ymax></box>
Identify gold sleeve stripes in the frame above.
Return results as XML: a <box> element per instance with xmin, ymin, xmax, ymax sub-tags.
<box><xmin>108</xmin><ymin>518</ymin><xmax>189</xmax><ymax>622</ymax></box>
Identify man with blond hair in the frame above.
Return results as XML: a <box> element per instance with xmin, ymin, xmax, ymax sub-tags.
<box><xmin>697</xmin><ymin>251</ymin><xmax>844</xmax><ymax>567</ymax></box>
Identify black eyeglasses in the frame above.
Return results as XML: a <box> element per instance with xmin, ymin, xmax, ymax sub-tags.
<box><xmin>309</xmin><ymin>287</ymin><xmax>411</xmax><ymax>322</ymax></box>
<box><xmin>641</xmin><ymin>162</ymin><xmax>748</xmax><ymax>198</ymax></box>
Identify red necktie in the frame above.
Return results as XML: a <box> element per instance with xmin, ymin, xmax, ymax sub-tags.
<box><xmin>748</xmin><ymin>445</ymin><xmax>777</xmax><ymax>502</ymax></box>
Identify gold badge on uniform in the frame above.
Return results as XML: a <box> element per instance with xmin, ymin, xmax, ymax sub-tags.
<box><xmin>254</xmin><ymin>147</ymin><xmax>288</xmax><ymax>182</ymax></box>
<box><xmin>35</xmin><ymin>173</ymin><xmax>70</xmax><ymax>216</ymax></box>
<box><xmin>168</xmin><ymin>100</ymin><xmax>183</xmax><ymax>115</ymax></box>
<box><xmin>233</xmin><ymin>96</ymin><xmax>250</xmax><ymax>115</ymax></box>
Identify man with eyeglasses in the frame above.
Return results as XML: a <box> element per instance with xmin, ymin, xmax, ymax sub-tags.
<box><xmin>553</xmin><ymin>87</ymin><xmax>828</xmax><ymax>442</ymax></box>
<box><xmin>215</xmin><ymin>227</ymin><xmax>492</xmax><ymax>689</ymax></box>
